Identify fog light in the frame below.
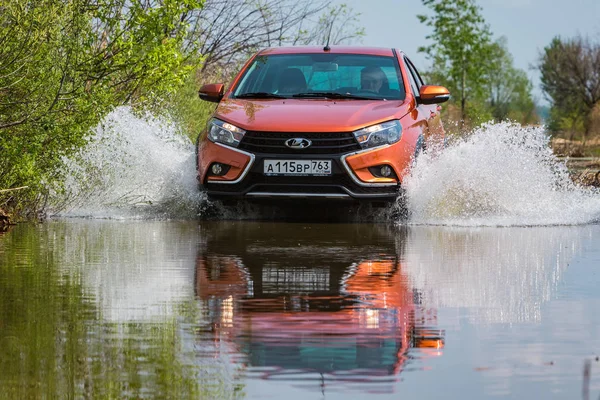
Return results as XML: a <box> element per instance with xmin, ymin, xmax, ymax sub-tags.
<box><xmin>211</xmin><ymin>163</ymin><xmax>223</xmax><ymax>175</ymax></box>
<box><xmin>380</xmin><ymin>165</ymin><xmax>392</xmax><ymax>177</ymax></box>
<box><xmin>368</xmin><ymin>164</ymin><xmax>397</xmax><ymax>179</ymax></box>
<box><xmin>208</xmin><ymin>163</ymin><xmax>231</xmax><ymax>177</ymax></box>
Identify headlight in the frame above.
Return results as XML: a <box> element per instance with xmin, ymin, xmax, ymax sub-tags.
<box><xmin>353</xmin><ymin>120</ymin><xmax>402</xmax><ymax>149</ymax></box>
<box><xmin>207</xmin><ymin>118</ymin><xmax>246</xmax><ymax>147</ymax></box>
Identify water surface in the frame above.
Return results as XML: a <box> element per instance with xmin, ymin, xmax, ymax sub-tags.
<box><xmin>1</xmin><ymin>220</ymin><xmax>600</xmax><ymax>399</ymax></box>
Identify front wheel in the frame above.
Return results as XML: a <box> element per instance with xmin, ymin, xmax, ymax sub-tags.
<box><xmin>391</xmin><ymin>186</ymin><xmax>409</xmax><ymax>221</ymax></box>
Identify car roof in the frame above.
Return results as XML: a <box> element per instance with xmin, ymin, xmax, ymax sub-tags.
<box><xmin>258</xmin><ymin>46</ymin><xmax>398</xmax><ymax>57</ymax></box>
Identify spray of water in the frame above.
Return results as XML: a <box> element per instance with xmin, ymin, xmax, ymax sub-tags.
<box><xmin>51</xmin><ymin>110</ymin><xmax>600</xmax><ymax>225</ymax></box>
<box><xmin>50</xmin><ymin>106</ymin><xmax>205</xmax><ymax>219</ymax></box>
<box><xmin>402</xmin><ymin>122</ymin><xmax>600</xmax><ymax>226</ymax></box>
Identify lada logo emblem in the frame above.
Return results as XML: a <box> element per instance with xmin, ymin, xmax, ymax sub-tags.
<box><xmin>285</xmin><ymin>138</ymin><xmax>312</xmax><ymax>149</ymax></box>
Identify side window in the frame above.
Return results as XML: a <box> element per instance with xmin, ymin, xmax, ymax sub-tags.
<box><xmin>405</xmin><ymin>58</ymin><xmax>424</xmax><ymax>86</ymax></box>
<box><xmin>404</xmin><ymin>58</ymin><xmax>420</xmax><ymax>97</ymax></box>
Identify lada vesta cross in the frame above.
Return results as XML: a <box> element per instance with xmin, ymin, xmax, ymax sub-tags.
<box><xmin>196</xmin><ymin>46</ymin><xmax>449</xmax><ymax>206</ymax></box>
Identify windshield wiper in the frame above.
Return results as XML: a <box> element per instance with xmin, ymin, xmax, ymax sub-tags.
<box><xmin>235</xmin><ymin>92</ymin><xmax>286</xmax><ymax>99</ymax></box>
<box><xmin>293</xmin><ymin>92</ymin><xmax>375</xmax><ymax>100</ymax></box>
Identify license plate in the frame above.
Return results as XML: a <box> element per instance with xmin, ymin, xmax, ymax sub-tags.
<box><xmin>263</xmin><ymin>159</ymin><xmax>332</xmax><ymax>176</ymax></box>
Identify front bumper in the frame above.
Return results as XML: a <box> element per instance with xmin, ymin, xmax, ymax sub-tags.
<box><xmin>198</xmin><ymin>141</ymin><xmax>407</xmax><ymax>201</ymax></box>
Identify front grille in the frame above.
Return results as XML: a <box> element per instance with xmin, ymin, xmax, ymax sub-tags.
<box><xmin>239</xmin><ymin>131</ymin><xmax>361</xmax><ymax>154</ymax></box>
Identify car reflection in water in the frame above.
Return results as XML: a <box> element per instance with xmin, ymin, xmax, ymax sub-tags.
<box><xmin>195</xmin><ymin>222</ymin><xmax>444</xmax><ymax>393</ymax></box>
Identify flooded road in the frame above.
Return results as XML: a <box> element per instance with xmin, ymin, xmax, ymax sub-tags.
<box><xmin>1</xmin><ymin>220</ymin><xmax>600</xmax><ymax>399</ymax></box>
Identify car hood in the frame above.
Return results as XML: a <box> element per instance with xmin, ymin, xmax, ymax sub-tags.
<box><xmin>214</xmin><ymin>98</ymin><xmax>413</xmax><ymax>132</ymax></box>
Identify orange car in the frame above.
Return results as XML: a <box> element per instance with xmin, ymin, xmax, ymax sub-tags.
<box><xmin>196</xmin><ymin>46</ymin><xmax>449</xmax><ymax>204</ymax></box>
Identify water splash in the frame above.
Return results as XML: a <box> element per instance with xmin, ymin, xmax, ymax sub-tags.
<box><xmin>49</xmin><ymin>107</ymin><xmax>205</xmax><ymax>219</ymax></box>
<box><xmin>403</xmin><ymin>122</ymin><xmax>600</xmax><ymax>226</ymax></box>
<box><xmin>51</xmin><ymin>111</ymin><xmax>600</xmax><ymax>225</ymax></box>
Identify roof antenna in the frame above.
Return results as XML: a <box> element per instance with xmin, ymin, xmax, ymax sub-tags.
<box><xmin>323</xmin><ymin>18</ymin><xmax>334</xmax><ymax>51</ymax></box>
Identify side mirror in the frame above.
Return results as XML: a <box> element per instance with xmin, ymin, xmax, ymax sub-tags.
<box><xmin>198</xmin><ymin>83</ymin><xmax>225</xmax><ymax>103</ymax></box>
<box><xmin>419</xmin><ymin>85</ymin><xmax>450</xmax><ymax>105</ymax></box>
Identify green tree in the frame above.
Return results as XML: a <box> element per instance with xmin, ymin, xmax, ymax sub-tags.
<box><xmin>417</xmin><ymin>0</ymin><xmax>493</xmax><ymax>125</ymax></box>
<box><xmin>486</xmin><ymin>37</ymin><xmax>537</xmax><ymax>124</ymax></box>
<box><xmin>538</xmin><ymin>36</ymin><xmax>600</xmax><ymax>139</ymax></box>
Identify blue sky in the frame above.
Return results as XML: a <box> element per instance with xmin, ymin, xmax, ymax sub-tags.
<box><xmin>340</xmin><ymin>0</ymin><xmax>600</xmax><ymax>104</ymax></box>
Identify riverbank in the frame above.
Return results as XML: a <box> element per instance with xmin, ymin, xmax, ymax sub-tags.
<box><xmin>551</xmin><ymin>137</ymin><xmax>600</xmax><ymax>158</ymax></box>
<box><xmin>0</xmin><ymin>208</ymin><xmax>11</xmax><ymax>229</ymax></box>
<box><xmin>568</xmin><ymin>163</ymin><xmax>600</xmax><ymax>187</ymax></box>
<box><xmin>552</xmin><ymin>138</ymin><xmax>600</xmax><ymax>187</ymax></box>
<box><xmin>0</xmin><ymin>186</ymin><xmax>31</xmax><ymax>227</ymax></box>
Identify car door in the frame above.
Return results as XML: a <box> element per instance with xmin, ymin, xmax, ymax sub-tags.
<box><xmin>403</xmin><ymin>57</ymin><xmax>444</xmax><ymax>148</ymax></box>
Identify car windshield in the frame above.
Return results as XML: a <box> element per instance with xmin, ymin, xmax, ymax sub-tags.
<box><xmin>232</xmin><ymin>53</ymin><xmax>406</xmax><ymax>101</ymax></box>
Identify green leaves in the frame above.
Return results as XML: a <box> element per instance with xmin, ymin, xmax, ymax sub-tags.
<box><xmin>418</xmin><ymin>0</ymin><xmax>536</xmax><ymax>129</ymax></box>
<box><xmin>486</xmin><ymin>38</ymin><xmax>537</xmax><ymax>124</ymax></box>
<box><xmin>0</xmin><ymin>0</ymin><xmax>204</xmax><ymax>217</ymax></box>
<box><xmin>418</xmin><ymin>0</ymin><xmax>492</xmax><ymax>113</ymax></box>
<box><xmin>538</xmin><ymin>36</ymin><xmax>600</xmax><ymax>137</ymax></box>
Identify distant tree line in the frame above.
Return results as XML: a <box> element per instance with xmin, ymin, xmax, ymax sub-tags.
<box><xmin>539</xmin><ymin>36</ymin><xmax>600</xmax><ymax>141</ymax></box>
<box><xmin>0</xmin><ymin>0</ymin><xmax>363</xmax><ymax>220</ymax></box>
<box><xmin>418</xmin><ymin>0</ymin><xmax>600</xmax><ymax>142</ymax></box>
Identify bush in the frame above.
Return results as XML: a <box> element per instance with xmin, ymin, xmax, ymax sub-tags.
<box><xmin>0</xmin><ymin>0</ymin><xmax>203</xmax><ymax>220</ymax></box>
